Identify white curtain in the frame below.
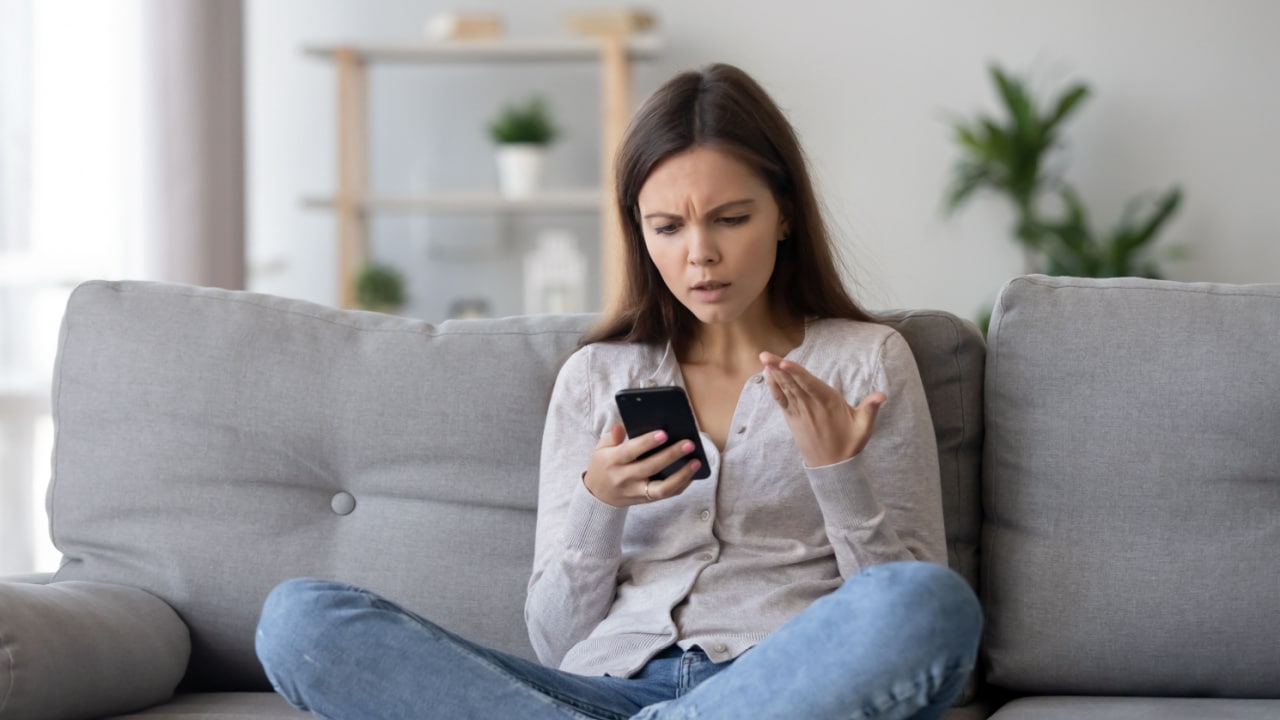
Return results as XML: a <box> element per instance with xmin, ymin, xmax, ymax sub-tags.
<box><xmin>137</xmin><ymin>0</ymin><xmax>245</xmax><ymax>288</ymax></box>
<box><xmin>0</xmin><ymin>0</ymin><xmax>243</xmax><ymax>576</ymax></box>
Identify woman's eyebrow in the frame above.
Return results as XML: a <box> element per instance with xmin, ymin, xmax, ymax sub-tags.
<box><xmin>641</xmin><ymin>198</ymin><xmax>756</xmax><ymax>221</ymax></box>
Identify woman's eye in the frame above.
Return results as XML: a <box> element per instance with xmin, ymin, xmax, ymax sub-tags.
<box><xmin>652</xmin><ymin>223</ymin><xmax>679</xmax><ymax>235</ymax></box>
<box><xmin>719</xmin><ymin>215</ymin><xmax>750</xmax><ymax>226</ymax></box>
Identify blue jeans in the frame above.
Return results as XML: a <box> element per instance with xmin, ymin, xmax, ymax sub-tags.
<box><xmin>255</xmin><ymin>561</ymin><xmax>981</xmax><ymax>720</ymax></box>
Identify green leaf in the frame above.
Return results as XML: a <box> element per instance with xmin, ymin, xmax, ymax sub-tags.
<box><xmin>992</xmin><ymin>66</ymin><xmax>1040</xmax><ymax>147</ymax></box>
<box><xmin>489</xmin><ymin>96</ymin><xmax>558</xmax><ymax>144</ymax></box>
<box><xmin>355</xmin><ymin>263</ymin><xmax>407</xmax><ymax>309</ymax></box>
<box><xmin>945</xmin><ymin>164</ymin><xmax>995</xmax><ymax>213</ymax></box>
<box><xmin>954</xmin><ymin>122</ymin><xmax>995</xmax><ymax>159</ymax></box>
<box><xmin>1042</xmin><ymin>84</ymin><xmax>1090</xmax><ymax>137</ymax></box>
<box><xmin>1126</xmin><ymin>186</ymin><xmax>1183</xmax><ymax>248</ymax></box>
<box><xmin>1094</xmin><ymin>187</ymin><xmax>1180</xmax><ymax>276</ymax></box>
<box><xmin>980</xmin><ymin>118</ymin><xmax>1014</xmax><ymax>165</ymax></box>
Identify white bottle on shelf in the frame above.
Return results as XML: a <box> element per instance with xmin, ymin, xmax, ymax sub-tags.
<box><xmin>524</xmin><ymin>229</ymin><xmax>585</xmax><ymax>315</ymax></box>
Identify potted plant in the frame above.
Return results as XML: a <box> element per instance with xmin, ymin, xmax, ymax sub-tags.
<box><xmin>355</xmin><ymin>262</ymin><xmax>407</xmax><ymax>314</ymax></box>
<box><xmin>945</xmin><ymin>64</ymin><xmax>1185</xmax><ymax>331</ymax></box>
<box><xmin>488</xmin><ymin>96</ymin><xmax>558</xmax><ymax>198</ymax></box>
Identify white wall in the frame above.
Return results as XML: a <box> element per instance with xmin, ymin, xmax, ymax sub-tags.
<box><xmin>247</xmin><ymin>0</ymin><xmax>1280</xmax><ymax>321</ymax></box>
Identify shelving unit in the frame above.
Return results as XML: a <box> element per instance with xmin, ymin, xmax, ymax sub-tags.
<box><xmin>304</xmin><ymin>35</ymin><xmax>661</xmax><ymax>309</ymax></box>
<box><xmin>302</xmin><ymin>189</ymin><xmax>601</xmax><ymax>214</ymax></box>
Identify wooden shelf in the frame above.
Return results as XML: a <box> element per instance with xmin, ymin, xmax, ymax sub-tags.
<box><xmin>303</xmin><ymin>190</ymin><xmax>602</xmax><ymax>214</ymax></box>
<box><xmin>307</xmin><ymin>34</ymin><xmax>653</xmax><ymax>309</ymax></box>
<box><xmin>303</xmin><ymin>35</ymin><xmax>661</xmax><ymax>64</ymax></box>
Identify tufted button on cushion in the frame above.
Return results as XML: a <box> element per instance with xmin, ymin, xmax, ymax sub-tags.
<box><xmin>330</xmin><ymin>492</ymin><xmax>356</xmax><ymax>516</ymax></box>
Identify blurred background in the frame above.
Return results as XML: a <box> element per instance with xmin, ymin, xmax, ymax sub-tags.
<box><xmin>2</xmin><ymin>0</ymin><xmax>1277</xmax><ymax>574</ymax></box>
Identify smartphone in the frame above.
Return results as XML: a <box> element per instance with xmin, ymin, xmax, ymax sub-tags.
<box><xmin>615</xmin><ymin>386</ymin><xmax>712</xmax><ymax>480</ymax></box>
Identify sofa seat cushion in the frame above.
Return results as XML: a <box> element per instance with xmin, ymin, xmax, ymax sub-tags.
<box><xmin>988</xmin><ymin>696</ymin><xmax>1280</xmax><ymax>719</ymax></box>
<box><xmin>982</xmin><ymin>276</ymin><xmax>1280</xmax><ymax>697</ymax></box>
<box><xmin>109</xmin><ymin>692</ymin><xmax>305</xmax><ymax>718</ymax></box>
<box><xmin>108</xmin><ymin>691</ymin><xmax>1000</xmax><ymax>719</ymax></box>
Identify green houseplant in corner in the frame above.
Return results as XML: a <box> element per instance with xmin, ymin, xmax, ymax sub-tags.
<box><xmin>355</xmin><ymin>263</ymin><xmax>407</xmax><ymax>314</ymax></box>
<box><xmin>489</xmin><ymin>96</ymin><xmax>559</xmax><ymax>199</ymax></box>
<box><xmin>946</xmin><ymin>65</ymin><xmax>1185</xmax><ymax>329</ymax></box>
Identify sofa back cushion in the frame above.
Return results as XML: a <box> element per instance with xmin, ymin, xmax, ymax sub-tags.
<box><xmin>48</xmin><ymin>281</ymin><xmax>983</xmax><ymax>691</ymax></box>
<box><xmin>880</xmin><ymin>311</ymin><xmax>985</xmax><ymax>593</ymax></box>
<box><xmin>50</xmin><ymin>281</ymin><xmax>591</xmax><ymax>690</ymax></box>
<box><xmin>982</xmin><ymin>275</ymin><xmax>1280</xmax><ymax>697</ymax></box>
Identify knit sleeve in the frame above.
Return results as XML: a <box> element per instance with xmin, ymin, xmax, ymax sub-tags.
<box><xmin>805</xmin><ymin>330</ymin><xmax>947</xmax><ymax>574</ymax></box>
<box><xmin>524</xmin><ymin>347</ymin><xmax>630</xmax><ymax>668</ymax></box>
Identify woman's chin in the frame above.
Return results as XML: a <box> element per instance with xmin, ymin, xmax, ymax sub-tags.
<box><xmin>688</xmin><ymin>306</ymin><xmax>740</xmax><ymax>325</ymax></box>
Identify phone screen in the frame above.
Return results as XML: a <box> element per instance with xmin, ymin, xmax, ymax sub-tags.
<box><xmin>614</xmin><ymin>386</ymin><xmax>712</xmax><ymax>480</ymax></box>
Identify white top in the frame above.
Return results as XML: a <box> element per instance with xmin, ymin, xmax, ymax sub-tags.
<box><xmin>525</xmin><ymin>318</ymin><xmax>946</xmax><ymax>677</ymax></box>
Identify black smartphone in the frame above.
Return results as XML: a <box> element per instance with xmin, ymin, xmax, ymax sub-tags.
<box><xmin>615</xmin><ymin>386</ymin><xmax>712</xmax><ymax>480</ymax></box>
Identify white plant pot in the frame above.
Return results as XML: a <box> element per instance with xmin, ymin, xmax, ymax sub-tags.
<box><xmin>495</xmin><ymin>143</ymin><xmax>547</xmax><ymax>199</ymax></box>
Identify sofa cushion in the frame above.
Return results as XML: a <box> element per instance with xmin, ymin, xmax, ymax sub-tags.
<box><xmin>988</xmin><ymin>696</ymin><xmax>1280</xmax><ymax>720</ymax></box>
<box><xmin>882</xmin><ymin>310</ymin><xmax>985</xmax><ymax>594</ymax></box>
<box><xmin>105</xmin><ymin>694</ymin><xmax>996</xmax><ymax>720</ymax></box>
<box><xmin>47</xmin><ymin>281</ymin><xmax>984</xmax><ymax>692</ymax></box>
<box><xmin>0</xmin><ymin>580</ymin><xmax>190</xmax><ymax>720</ymax></box>
<box><xmin>109</xmin><ymin>693</ymin><xmax>305</xmax><ymax>719</ymax></box>
<box><xmin>981</xmin><ymin>275</ymin><xmax>1280</xmax><ymax>697</ymax></box>
<box><xmin>49</xmin><ymin>281</ymin><xmax>592</xmax><ymax>690</ymax></box>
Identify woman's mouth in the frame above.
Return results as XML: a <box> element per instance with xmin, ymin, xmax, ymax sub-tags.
<box><xmin>691</xmin><ymin>281</ymin><xmax>730</xmax><ymax>302</ymax></box>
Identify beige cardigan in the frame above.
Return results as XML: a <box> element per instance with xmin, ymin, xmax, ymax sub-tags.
<box><xmin>525</xmin><ymin>318</ymin><xmax>945</xmax><ymax>678</ymax></box>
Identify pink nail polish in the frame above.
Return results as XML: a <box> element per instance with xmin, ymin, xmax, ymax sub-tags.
<box><xmin>682</xmin><ymin>441</ymin><xmax>695</xmax><ymax>452</ymax></box>
<box><xmin>655</xmin><ymin>431</ymin><xmax>667</xmax><ymax>443</ymax></box>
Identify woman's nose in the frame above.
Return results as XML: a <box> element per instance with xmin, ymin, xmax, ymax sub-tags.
<box><xmin>687</xmin><ymin>228</ymin><xmax>719</xmax><ymax>265</ymax></box>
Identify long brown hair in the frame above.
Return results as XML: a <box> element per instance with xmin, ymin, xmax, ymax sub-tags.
<box><xmin>582</xmin><ymin>63</ymin><xmax>874</xmax><ymax>354</ymax></box>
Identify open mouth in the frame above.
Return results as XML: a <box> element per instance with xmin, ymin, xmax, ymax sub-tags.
<box><xmin>690</xmin><ymin>281</ymin><xmax>730</xmax><ymax>302</ymax></box>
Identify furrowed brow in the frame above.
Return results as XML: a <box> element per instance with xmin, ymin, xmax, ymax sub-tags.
<box><xmin>641</xmin><ymin>198</ymin><xmax>755</xmax><ymax>221</ymax></box>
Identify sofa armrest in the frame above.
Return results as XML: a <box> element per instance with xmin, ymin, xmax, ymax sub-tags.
<box><xmin>0</xmin><ymin>580</ymin><xmax>190</xmax><ymax>720</ymax></box>
<box><xmin>0</xmin><ymin>573</ymin><xmax>54</xmax><ymax>585</ymax></box>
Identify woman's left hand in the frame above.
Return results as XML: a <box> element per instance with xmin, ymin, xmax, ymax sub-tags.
<box><xmin>760</xmin><ymin>351</ymin><xmax>887</xmax><ymax>467</ymax></box>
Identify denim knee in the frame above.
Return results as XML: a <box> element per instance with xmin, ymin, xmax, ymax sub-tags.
<box><xmin>255</xmin><ymin>577</ymin><xmax>356</xmax><ymax>698</ymax></box>
<box><xmin>854</xmin><ymin>561</ymin><xmax>983</xmax><ymax>660</ymax></box>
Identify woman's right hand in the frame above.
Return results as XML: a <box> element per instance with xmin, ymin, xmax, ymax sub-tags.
<box><xmin>582</xmin><ymin>424</ymin><xmax>701</xmax><ymax>507</ymax></box>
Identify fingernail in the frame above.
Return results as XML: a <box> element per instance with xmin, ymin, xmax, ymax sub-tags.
<box><xmin>681</xmin><ymin>441</ymin><xmax>695</xmax><ymax>453</ymax></box>
<box><xmin>690</xmin><ymin>460</ymin><xmax>702</xmax><ymax>470</ymax></box>
<box><xmin>655</xmin><ymin>431</ymin><xmax>667</xmax><ymax>443</ymax></box>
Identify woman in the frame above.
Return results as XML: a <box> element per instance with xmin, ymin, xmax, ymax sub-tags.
<box><xmin>257</xmin><ymin>63</ymin><xmax>981</xmax><ymax>720</ymax></box>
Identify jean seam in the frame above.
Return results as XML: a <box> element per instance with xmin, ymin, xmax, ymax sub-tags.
<box><xmin>847</xmin><ymin>659</ymin><xmax>973</xmax><ymax>720</ymax></box>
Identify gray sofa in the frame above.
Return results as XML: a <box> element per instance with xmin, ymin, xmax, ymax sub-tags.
<box><xmin>1</xmin><ymin>275</ymin><xmax>1276</xmax><ymax>720</ymax></box>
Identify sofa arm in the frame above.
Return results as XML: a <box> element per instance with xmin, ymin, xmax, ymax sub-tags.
<box><xmin>0</xmin><ymin>580</ymin><xmax>190</xmax><ymax>720</ymax></box>
<box><xmin>0</xmin><ymin>573</ymin><xmax>54</xmax><ymax>585</ymax></box>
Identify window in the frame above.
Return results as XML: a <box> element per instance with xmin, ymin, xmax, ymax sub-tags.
<box><xmin>0</xmin><ymin>0</ymin><xmax>143</xmax><ymax>575</ymax></box>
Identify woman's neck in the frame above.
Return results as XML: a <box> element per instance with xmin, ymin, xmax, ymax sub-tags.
<box><xmin>682</xmin><ymin>310</ymin><xmax>805</xmax><ymax>374</ymax></box>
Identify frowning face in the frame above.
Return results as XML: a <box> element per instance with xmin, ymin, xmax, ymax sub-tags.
<box><xmin>636</xmin><ymin>146</ymin><xmax>788</xmax><ymax>328</ymax></box>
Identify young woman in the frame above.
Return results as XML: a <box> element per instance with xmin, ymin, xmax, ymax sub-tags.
<box><xmin>257</xmin><ymin>63</ymin><xmax>981</xmax><ymax>720</ymax></box>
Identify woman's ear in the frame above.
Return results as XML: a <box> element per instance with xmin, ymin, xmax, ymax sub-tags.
<box><xmin>778</xmin><ymin>218</ymin><xmax>790</xmax><ymax>242</ymax></box>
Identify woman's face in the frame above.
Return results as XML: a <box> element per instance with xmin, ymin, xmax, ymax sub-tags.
<box><xmin>636</xmin><ymin>146</ymin><xmax>788</xmax><ymax>328</ymax></box>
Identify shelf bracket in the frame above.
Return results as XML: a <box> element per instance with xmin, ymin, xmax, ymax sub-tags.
<box><xmin>336</xmin><ymin>47</ymin><xmax>369</xmax><ymax>309</ymax></box>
